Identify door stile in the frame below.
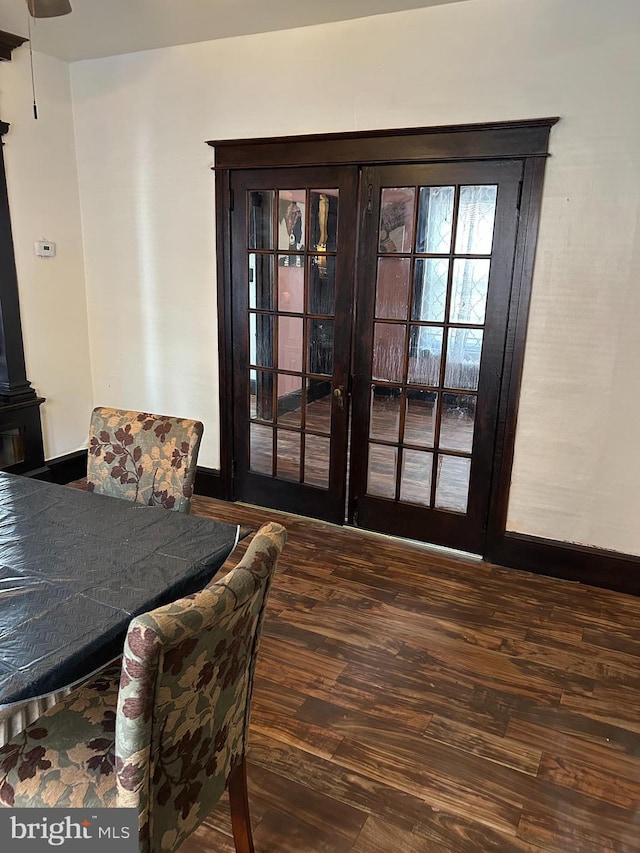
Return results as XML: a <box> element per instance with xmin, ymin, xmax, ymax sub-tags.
<box><xmin>348</xmin><ymin>165</ymin><xmax>377</xmax><ymax>525</ymax></box>
<box><xmin>464</xmin><ymin>169</ymin><xmax>521</xmax><ymax>533</ymax></box>
<box><xmin>328</xmin><ymin>169</ymin><xmax>359</xmax><ymax>509</ymax></box>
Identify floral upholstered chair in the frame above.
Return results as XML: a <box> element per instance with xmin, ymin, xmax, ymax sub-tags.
<box><xmin>87</xmin><ymin>407</ymin><xmax>204</xmax><ymax>514</ymax></box>
<box><xmin>0</xmin><ymin>522</ymin><xmax>287</xmax><ymax>853</ymax></box>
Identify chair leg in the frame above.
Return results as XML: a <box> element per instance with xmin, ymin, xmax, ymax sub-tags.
<box><xmin>228</xmin><ymin>756</ymin><xmax>255</xmax><ymax>853</ymax></box>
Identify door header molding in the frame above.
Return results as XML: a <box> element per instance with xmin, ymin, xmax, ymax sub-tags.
<box><xmin>207</xmin><ymin>118</ymin><xmax>559</xmax><ymax>170</ymax></box>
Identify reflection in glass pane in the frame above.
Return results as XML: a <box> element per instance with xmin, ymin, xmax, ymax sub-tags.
<box><xmin>249</xmin><ymin>313</ymin><xmax>273</xmax><ymax>367</ymax></box>
<box><xmin>248</xmin><ymin>191</ymin><xmax>274</xmax><ymax>250</ymax></box>
<box><xmin>310</xmin><ymin>190</ymin><xmax>339</xmax><ymax>252</ymax></box>
<box><xmin>276</xmin><ymin>430</ymin><xmax>301</xmax><ymax>482</ymax></box>
<box><xmin>305</xmin><ymin>379</ymin><xmax>332</xmax><ymax>433</ymax></box>
<box><xmin>277</xmin><ymin>374</ymin><xmax>303</xmax><ymax>428</ymax></box>
<box><xmin>250</xmin><ymin>369</ymin><xmax>257</xmax><ymax>419</ymax></box>
<box><xmin>435</xmin><ymin>454</ymin><xmax>471</xmax><ymax>513</ymax></box>
<box><xmin>450</xmin><ymin>259</ymin><xmax>490</xmax><ymax>324</ymax></box>
<box><xmin>373</xmin><ymin>324</ymin><xmax>405</xmax><ymax>383</ymax></box>
<box><xmin>277</xmin><ymin>316</ymin><xmax>303</xmax><ymax>372</ymax></box>
<box><xmin>440</xmin><ymin>394</ymin><xmax>476</xmax><ymax>453</ymax></box>
<box><xmin>400</xmin><ymin>450</ymin><xmax>433</xmax><ymax>506</ymax></box>
<box><xmin>250</xmin><ymin>370</ymin><xmax>274</xmax><ymax>422</ymax></box>
<box><xmin>278</xmin><ymin>260</ymin><xmax>304</xmax><ymax>313</ymax></box>
<box><xmin>379</xmin><ymin>187</ymin><xmax>415</xmax><ymax>253</ymax></box>
<box><xmin>309</xmin><ymin>255</ymin><xmax>335</xmax><ymax>315</ymax></box>
<box><xmin>367</xmin><ymin>444</ymin><xmax>397</xmax><ymax>499</ymax></box>
<box><xmin>249</xmin><ymin>253</ymin><xmax>274</xmax><ymax>310</ymax></box>
<box><xmin>404</xmin><ymin>389</ymin><xmax>436</xmax><ymax>447</ymax></box>
<box><xmin>445</xmin><ymin>328</ymin><xmax>483</xmax><ymax>391</ymax></box>
<box><xmin>455</xmin><ymin>185</ymin><xmax>497</xmax><ymax>254</ymax></box>
<box><xmin>416</xmin><ymin>186</ymin><xmax>454</xmax><ymax>253</ymax></box>
<box><xmin>278</xmin><ymin>190</ymin><xmax>306</xmax><ymax>253</ymax></box>
<box><xmin>370</xmin><ymin>386</ymin><xmax>401</xmax><ymax>442</ymax></box>
<box><xmin>308</xmin><ymin>319</ymin><xmax>334</xmax><ymax>375</ymax></box>
<box><xmin>412</xmin><ymin>259</ymin><xmax>448</xmax><ymax>323</ymax></box>
<box><xmin>376</xmin><ymin>257</ymin><xmax>411</xmax><ymax>320</ymax></box>
<box><xmin>304</xmin><ymin>434</ymin><xmax>330</xmax><ymax>489</ymax></box>
<box><xmin>249</xmin><ymin>424</ymin><xmax>273</xmax><ymax>475</ymax></box>
<box><xmin>407</xmin><ymin>326</ymin><xmax>443</xmax><ymax>386</ymax></box>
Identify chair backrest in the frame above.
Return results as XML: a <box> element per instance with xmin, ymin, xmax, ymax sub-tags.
<box><xmin>87</xmin><ymin>407</ymin><xmax>203</xmax><ymax>513</ymax></box>
<box><xmin>114</xmin><ymin>521</ymin><xmax>287</xmax><ymax>853</ymax></box>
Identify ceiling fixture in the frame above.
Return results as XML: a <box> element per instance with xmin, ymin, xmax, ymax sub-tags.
<box><xmin>26</xmin><ymin>0</ymin><xmax>72</xmax><ymax>17</ymax></box>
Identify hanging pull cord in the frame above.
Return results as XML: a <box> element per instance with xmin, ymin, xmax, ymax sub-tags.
<box><xmin>27</xmin><ymin>11</ymin><xmax>38</xmax><ymax>119</ymax></box>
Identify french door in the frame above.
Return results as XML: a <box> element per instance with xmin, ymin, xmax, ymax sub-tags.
<box><xmin>230</xmin><ymin>166</ymin><xmax>358</xmax><ymax>523</ymax></box>
<box><xmin>229</xmin><ymin>159</ymin><xmax>523</xmax><ymax>552</ymax></box>
<box><xmin>350</xmin><ymin>161</ymin><xmax>522</xmax><ymax>553</ymax></box>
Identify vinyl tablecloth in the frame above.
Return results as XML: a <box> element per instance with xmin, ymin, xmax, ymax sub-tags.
<box><xmin>0</xmin><ymin>472</ymin><xmax>240</xmax><ymax>705</ymax></box>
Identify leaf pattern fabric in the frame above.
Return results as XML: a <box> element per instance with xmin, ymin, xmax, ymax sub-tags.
<box><xmin>0</xmin><ymin>662</ymin><xmax>121</xmax><ymax>809</ymax></box>
<box><xmin>0</xmin><ymin>522</ymin><xmax>287</xmax><ymax>852</ymax></box>
<box><xmin>87</xmin><ymin>408</ymin><xmax>203</xmax><ymax>514</ymax></box>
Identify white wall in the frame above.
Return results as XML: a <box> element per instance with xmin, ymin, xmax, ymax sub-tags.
<box><xmin>0</xmin><ymin>47</ymin><xmax>92</xmax><ymax>459</ymax></box>
<box><xmin>71</xmin><ymin>52</ymin><xmax>220</xmax><ymax>459</ymax></box>
<box><xmin>69</xmin><ymin>0</ymin><xmax>640</xmax><ymax>554</ymax></box>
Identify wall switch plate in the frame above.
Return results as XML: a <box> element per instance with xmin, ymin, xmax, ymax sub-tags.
<box><xmin>35</xmin><ymin>241</ymin><xmax>56</xmax><ymax>257</ymax></box>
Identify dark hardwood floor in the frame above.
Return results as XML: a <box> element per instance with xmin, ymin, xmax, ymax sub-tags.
<box><xmin>177</xmin><ymin>495</ymin><xmax>640</xmax><ymax>852</ymax></box>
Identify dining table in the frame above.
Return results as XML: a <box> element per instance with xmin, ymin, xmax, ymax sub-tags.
<box><xmin>0</xmin><ymin>470</ymin><xmax>241</xmax><ymax>713</ymax></box>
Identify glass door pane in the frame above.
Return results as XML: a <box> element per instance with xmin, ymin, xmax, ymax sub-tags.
<box><xmin>249</xmin><ymin>188</ymin><xmax>340</xmax><ymax>485</ymax></box>
<box><xmin>350</xmin><ymin>160</ymin><xmax>522</xmax><ymax>553</ymax></box>
<box><xmin>233</xmin><ymin>168</ymin><xmax>357</xmax><ymax>524</ymax></box>
<box><xmin>365</xmin><ymin>181</ymin><xmax>496</xmax><ymax>513</ymax></box>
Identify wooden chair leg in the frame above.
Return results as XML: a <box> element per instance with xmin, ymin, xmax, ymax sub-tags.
<box><xmin>228</xmin><ymin>756</ymin><xmax>255</xmax><ymax>853</ymax></box>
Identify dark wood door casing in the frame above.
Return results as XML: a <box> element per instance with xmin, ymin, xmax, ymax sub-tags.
<box><xmin>210</xmin><ymin>119</ymin><xmax>557</xmax><ymax>558</ymax></box>
<box><xmin>209</xmin><ymin>119</ymin><xmax>556</xmax><ymax>170</ymax></box>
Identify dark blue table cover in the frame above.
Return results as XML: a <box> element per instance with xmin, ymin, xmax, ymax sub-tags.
<box><xmin>0</xmin><ymin>472</ymin><xmax>240</xmax><ymax>704</ymax></box>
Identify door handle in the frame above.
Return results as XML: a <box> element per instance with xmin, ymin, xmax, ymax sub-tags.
<box><xmin>333</xmin><ymin>386</ymin><xmax>345</xmax><ymax>409</ymax></box>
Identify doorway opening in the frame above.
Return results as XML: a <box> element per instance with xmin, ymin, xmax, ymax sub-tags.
<box><xmin>210</xmin><ymin>119</ymin><xmax>556</xmax><ymax>557</ymax></box>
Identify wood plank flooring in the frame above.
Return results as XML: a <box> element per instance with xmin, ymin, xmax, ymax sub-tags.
<box><xmin>182</xmin><ymin>497</ymin><xmax>640</xmax><ymax>851</ymax></box>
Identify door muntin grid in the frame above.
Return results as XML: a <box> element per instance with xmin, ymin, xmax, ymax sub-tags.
<box><xmin>247</xmin><ymin>188</ymin><xmax>339</xmax><ymax>490</ymax></box>
<box><xmin>366</xmin><ymin>183</ymin><xmax>498</xmax><ymax>513</ymax></box>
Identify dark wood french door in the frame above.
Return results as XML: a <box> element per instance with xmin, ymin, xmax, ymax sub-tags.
<box><xmin>349</xmin><ymin>161</ymin><xmax>522</xmax><ymax>553</ymax></box>
<box><xmin>230</xmin><ymin>158</ymin><xmax>523</xmax><ymax>552</ymax></box>
<box><xmin>230</xmin><ymin>166</ymin><xmax>358</xmax><ymax>523</ymax></box>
